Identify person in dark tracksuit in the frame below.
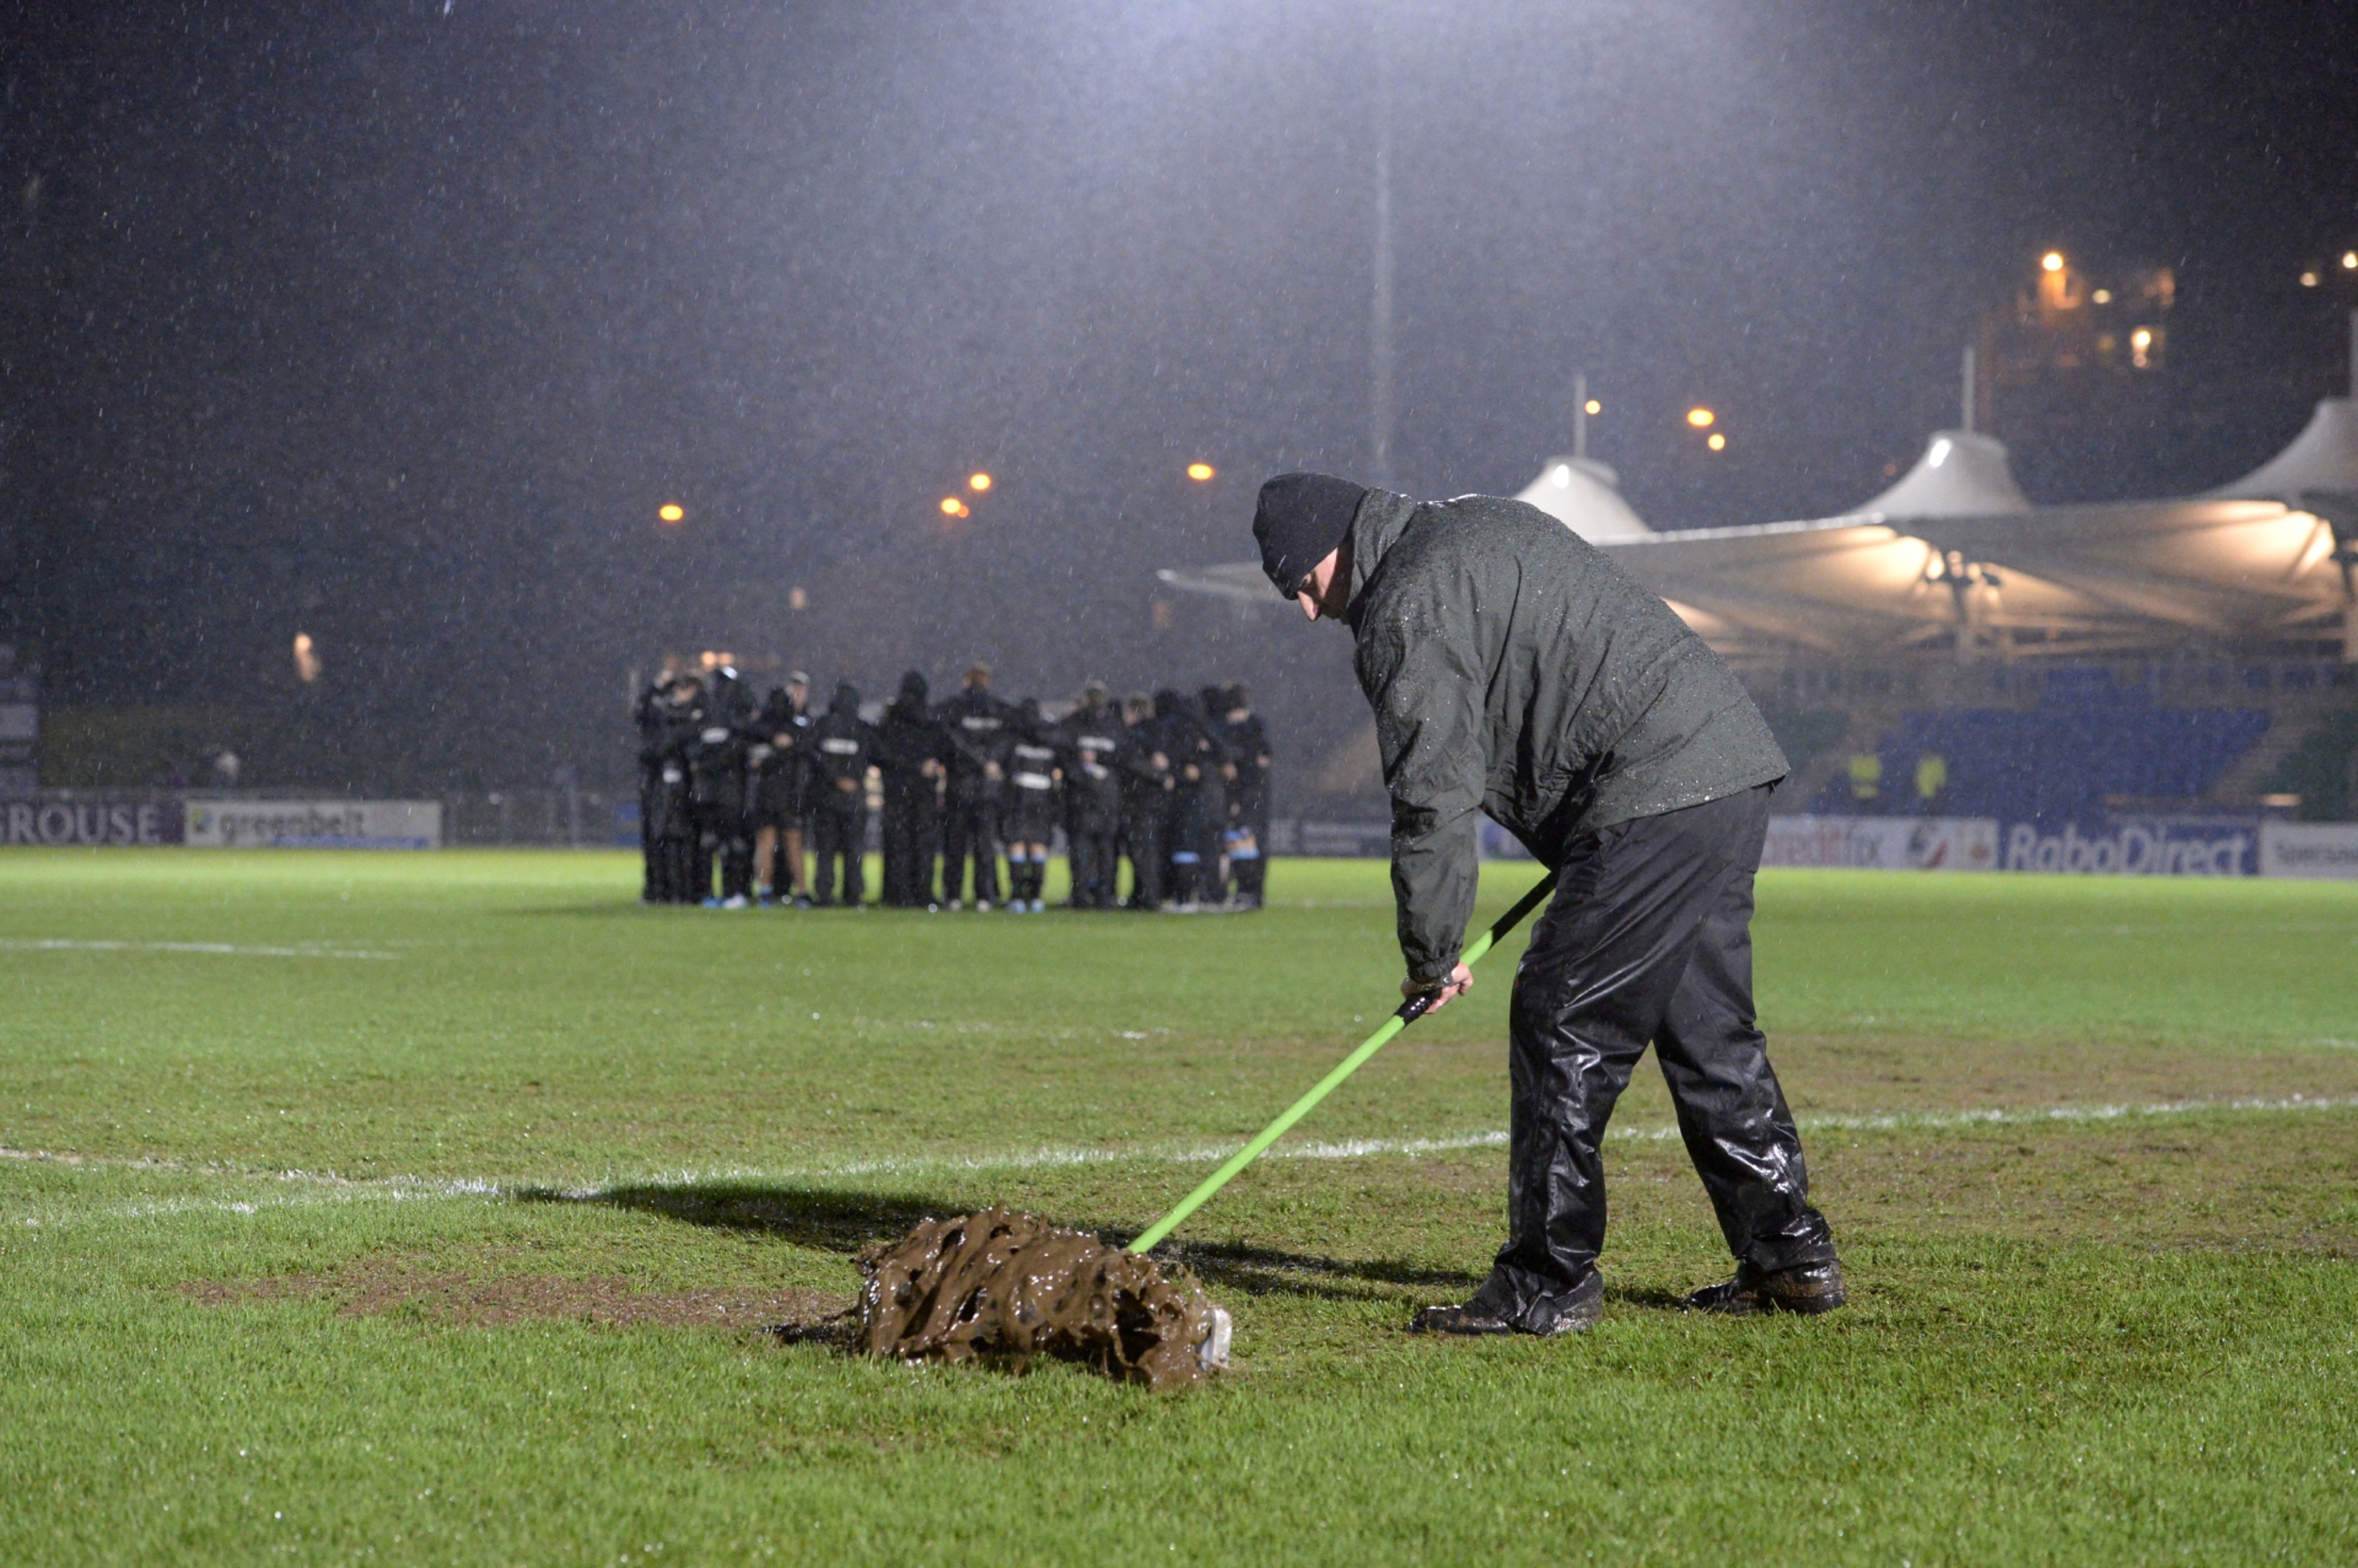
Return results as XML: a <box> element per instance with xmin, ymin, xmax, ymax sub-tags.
<box><xmin>634</xmin><ymin>676</ymin><xmax>684</xmax><ymax>902</ymax></box>
<box><xmin>1198</xmin><ymin>685</ymin><xmax>1241</xmax><ymax>905</ymax></box>
<box><xmin>1001</xmin><ymin>698</ymin><xmax>1061</xmax><ymax>913</ymax></box>
<box><xmin>805</xmin><ymin>682</ymin><xmax>879</xmax><ymax>907</ymax></box>
<box><xmin>686</xmin><ymin>667</ymin><xmax>756</xmax><ymax>907</ymax></box>
<box><xmin>749</xmin><ymin>683</ymin><xmax>811</xmax><ymax>906</ymax></box>
<box><xmin>935</xmin><ymin>663</ymin><xmax>1012</xmax><ymax>909</ymax></box>
<box><xmin>1219</xmin><ymin>683</ymin><xmax>1271</xmax><ymax>909</ymax></box>
<box><xmin>643</xmin><ymin>673</ymin><xmax>704</xmax><ymax>903</ymax></box>
<box><xmin>1058</xmin><ymin>681</ymin><xmax>1126</xmax><ymax>909</ymax></box>
<box><xmin>1253</xmin><ymin>470</ymin><xmax>1842</xmax><ymax>1335</ymax></box>
<box><xmin>877</xmin><ymin>671</ymin><xmax>947</xmax><ymax>908</ymax></box>
<box><xmin>1116</xmin><ymin>692</ymin><xmax>1173</xmax><ymax>911</ymax></box>
<box><xmin>1157</xmin><ymin>689</ymin><xmax>1226</xmax><ymax>911</ymax></box>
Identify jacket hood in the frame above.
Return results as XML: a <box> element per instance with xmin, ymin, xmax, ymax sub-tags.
<box><xmin>828</xmin><ymin>682</ymin><xmax>860</xmax><ymax>716</ymax></box>
<box><xmin>1346</xmin><ymin>488</ymin><xmax>1420</xmax><ymax>616</ymax></box>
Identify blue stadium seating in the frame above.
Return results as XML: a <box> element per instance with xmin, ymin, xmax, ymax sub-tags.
<box><xmin>1805</xmin><ymin>666</ymin><xmax>2270</xmax><ymax>825</ymax></box>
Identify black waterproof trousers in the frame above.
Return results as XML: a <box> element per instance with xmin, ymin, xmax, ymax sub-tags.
<box><xmin>879</xmin><ymin>781</ymin><xmax>938</xmax><ymax>906</ymax></box>
<box><xmin>942</xmin><ymin>791</ymin><xmax>1002</xmax><ymax>906</ymax></box>
<box><xmin>810</xmin><ymin>805</ymin><xmax>867</xmax><ymax>907</ymax></box>
<box><xmin>1120</xmin><ymin>802</ymin><xmax>1166</xmax><ymax>909</ymax></box>
<box><xmin>1067</xmin><ymin>827</ymin><xmax>1117</xmax><ymax>908</ymax></box>
<box><xmin>1490</xmin><ymin>783</ymin><xmax>1833</xmax><ymax>1324</ymax></box>
<box><xmin>693</xmin><ymin>805</ymin><xmax>753</xmax><ymax>903</ymax></box>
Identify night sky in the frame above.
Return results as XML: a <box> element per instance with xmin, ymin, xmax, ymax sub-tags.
<box><xmin>3</xmin><ymin>1</ymin><xmax>2353</xmax><ymax>791</ymax></box>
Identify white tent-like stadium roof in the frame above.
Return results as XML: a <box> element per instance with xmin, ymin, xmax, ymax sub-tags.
<box><xmin>1156</xmin><ymin>398</ymin><xmax>2358</xmax><ymax>659</ymax></box>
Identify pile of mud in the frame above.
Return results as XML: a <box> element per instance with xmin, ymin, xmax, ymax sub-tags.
<box><xmin>854</xmin><ymin>1208</ymin><xmax>1231</xmax><ymax>1390</ymax></box>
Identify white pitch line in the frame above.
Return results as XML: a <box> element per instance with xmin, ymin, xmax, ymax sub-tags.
<box><xmin>8</xmin><ymin>1091</ymin><xmax>2358</xmax><ymax>1230</ymax></box>
<box><xmin>0</xmin><ymin>938</ymin><xmax>397</xmax><ymax>960</ymax></box>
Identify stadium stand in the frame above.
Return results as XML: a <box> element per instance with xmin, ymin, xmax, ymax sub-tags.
<box><xmin>1805</xmin><ymin>664</ymin><xmax>2271</xmax><ymax>826</ymax></box>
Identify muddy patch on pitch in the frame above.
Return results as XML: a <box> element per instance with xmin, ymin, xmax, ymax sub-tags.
<box><xmin>856</xmin><ymin>1208</ymin><xmax>1231</xmax><ymax>1390</ymax></box>
<box><xmin>182</xmin><ymin>1258</ymin><xmax>849</xmax><ymax>1331</ymax></box>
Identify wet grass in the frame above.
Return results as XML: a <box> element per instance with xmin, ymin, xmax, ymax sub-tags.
<box><xmin>2</xmin><ymin>850</ymin><xmax>2356</xmax><ymax>1564</ymax></box>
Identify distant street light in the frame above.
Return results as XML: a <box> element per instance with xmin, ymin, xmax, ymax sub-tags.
<box><xmin>941</xmin><ymin>497</ymin><xmax>970</xmax><ymax>519</ymax></box>
<box><xmin>968</xmin><ymin>472</ymin><xmax>993</xmax><ymax>492</ymax></box>
<box><xmin>2344</xmin><ymin>251</ymin><xmax>2358</xmax><ymax>270</ymax></box>
<box><xmin>658</xmin><ymin>503</ymin><xmax>685</xmax><ymax>523</ymax></box>
<box><xmin>1707</xmin><ymin>433</ymin><xmax>1726</xmax><ymax>452</ymax></box>
<box><xmin>1186</xmin><ymin>462</ymin><xmax>1216</xmax><ymax>481</ymax></box>
<box><xmin>1583</xmin><ymin>399</ymin><xmax>1601</xmax><ymax>416</ymax></box>
<box><xmin>293</xmin><ymin>633</ymin><xmax>321</xmax><ymax>684</ymax></box>
<box><xmin>2041</xmin><ymin>251</ymin><xmax>2065</xmax><ymax>273</ymax></box>
<box><xmin>1686</xmin><ymin>407</ymin><xmax>1715</xmax><ymax>429</ymax></box>
<box><xmin>2302</xmin><ymin>271</ymin><xmax>2321</xmax><ymax>288</ymax></box>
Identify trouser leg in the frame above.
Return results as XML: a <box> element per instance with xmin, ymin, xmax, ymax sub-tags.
<box><xmin>1124</xmin><ymin>811</ymin><xmax>1164</xmax><ymax>907</ymax></box>
<box><xmin>1493</xmin><ymin>787</ymin><xmax>1774</xmax><ymax>1313</ymax></box>
<box><xmin>915</xmin><ymin>799</ymin><xmax>941</xmax><ymax>903</ymax></box>
<box><xmin>941</xmin><ymin>798</ymin><xmax>972</xmax><ymax>900</ymax></box>
<box><xmin>721</xmin><ymin>819</ymin><xmax>754</xmax><ymax>900</ymax></box>
<box><xmin>973</xmin><ymin>802</ymin><xmax>1003</xmax><ymax>904</ymax></box>
<box><xmin>841</xmin><ymin>808</ymin><xmax>868</xmax><ymax>905</ymax></box>
<box><xmin>811</xmin><ymin>813</ymin><xmax>842</xmax><ymax>905</ymax></box>
<box><xmin>1069</xmin><ymin>830</ymin><xmax>1104</xmax><ymax>906</ymax></box>
<box><xmin>660</xmin><ymin>836</ymin><xmax>694</xmax><ymax>903</ymax></box>
<box><xmin>1652</xmin><ymin>802</ymin><xmax>1835</xmax><ymax>1274</ymax></box>
<box><xmin>881</xmin><ymin>796</ymin><xmax>912</xmax><ymax>905</ymax></box>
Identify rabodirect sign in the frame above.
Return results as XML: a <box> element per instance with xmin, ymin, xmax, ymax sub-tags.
<box><xmin>0</xmin><ymin>799</ymin><xmax>183</xmax><ymax>847</ymax></box>
<box><xmin>2001</xmin><ymin>819</ymin><xmax>2256</xmax><ymax>876</ymax></box>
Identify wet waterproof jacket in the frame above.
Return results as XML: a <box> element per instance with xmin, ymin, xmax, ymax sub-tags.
<box><xmin>806</xmin><ymin>687</ymin><xmax>881</xmax><ymax>815</ymax></box>
<box><xmin>876</xmin><ymin>692</ymin><xmax>948</xmax><ymax>792</ymax></box>
<box><xmin>1057</xmin><ymin>702</ymin><xmax>1127</xmax><ymax>834</ymax></box>
<box><xmin>934</xmin><ymin>687</ymin><xmax>1012</xmax><ymax>802</ymax></box>
<box><xmin>1343</xmin><ymin>488</ymin><xmax>1788</xmax><ymax>985</ymax></box>
<box><xmin>749</xmin><ymin>693</ymin><xmax>811</xmax><ymax>823</ymax></box>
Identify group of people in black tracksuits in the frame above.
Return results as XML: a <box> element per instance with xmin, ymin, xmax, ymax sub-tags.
<box><xmin>634</xmin><ymin>661</ymin><xmax>1270</xmax><ymax>913</ymax></box>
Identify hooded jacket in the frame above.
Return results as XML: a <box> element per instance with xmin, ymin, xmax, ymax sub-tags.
<box><xmin>1344</xmin><ymin>489</ymin><xmax>1787</xmax><ymax>984</ymax></box>
<box><xmin>806</xmin><ymin>683</ymin><xmax>879</xmax><ymax>813</ymax></box>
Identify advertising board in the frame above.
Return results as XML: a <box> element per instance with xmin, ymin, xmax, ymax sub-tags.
<box><xmin>1999</xmin><ymin>818</ymin><xmax>2256</xmax><ymax>876</ymax></box>
<box><xmin>1761</xmin><ymin>815</ymin><xmax>1998</xmax><ymax>871</ymax></box>
<box><xmin>2257</xmin><ymin>821</ymin><xmax>2358</xmax><ymax>880</ymax></box>
<box><xmin>0</xmin><ymin>799</ymin><xmax>183</xmax><ymax>846</ymax></box>
<box><xmin>181</xmin><ymin>799</ymin><xmax>442</xmax><ymax>849</ymax></box>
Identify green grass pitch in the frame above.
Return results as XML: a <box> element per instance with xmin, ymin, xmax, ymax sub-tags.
<box><xmin>4</xmin><ymin>848</ymin><xmax>2356</xmax><ymax>1564</ymax></box>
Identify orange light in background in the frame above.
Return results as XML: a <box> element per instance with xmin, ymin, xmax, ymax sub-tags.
<box><xmin>1186</xmin><ymin>462</ymin><xmax>1217</xmax><ymax>482</ymax></box>
<box><xmin>1707</xmin><ymin>433</ymin><xmax>1727</xmax><ymax>452</ymax></box>
<box><xmin>1583</xmin><ymin>399</ymin><xmax>1601</xmax><ymax>416</ymax></box>
<box><xmin>941</xmin><ymin>497</ymin><xmax>970</xmax><ymax>519</ymax></box>
<box><xmin>658</xmin><ymin>503</ymin><xmax>685</xmax><ymax>523</ymax></box>
<box><xmin>2301</xmin><ymin>270</ymin><xmax>2321</xmax><ymax>288</ymax></box>
<box><xmin>1686</xmin><ymin>407</ymin><xmax>1715</xmax><ymax>429</ymax></box>
<box><xmin>293</xmin><ymin>633</ymin><xmax>321</xmax><ymax>684</ymax></box>
<box><xmin>2041</xmin><ymin>251</ymin><xmax>2065</xmax><ymax>273</ymax></box>
<box><xmin>2344</xmin><ymin>251</ymin><xmax>2358</xmax><ymax>270</ymax></box>
<box><xmin>968</xmin><ymin>472</ymin><xmax>993</xmax><ymax>492</ymax></box>
<box><xmin>788</xmin><ymin>587</ymin><xmax>808</xmax><ymax>612</ymax></box>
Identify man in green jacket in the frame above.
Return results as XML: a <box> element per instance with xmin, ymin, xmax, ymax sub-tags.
<box><xmin>1253</xmin><ymin>472</ymin><xmax>1842</xmax><ymax>1335</ymax></box>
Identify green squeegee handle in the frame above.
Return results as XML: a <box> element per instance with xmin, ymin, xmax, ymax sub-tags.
<box><xmin>1128</xmin><ymin>869</ymin><xmax>1561</xmax><ymax>1255</ymax></box>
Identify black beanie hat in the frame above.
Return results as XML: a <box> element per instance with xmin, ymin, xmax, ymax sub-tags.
<box><xmin>1253</xmin><ymin>472</ymin><xmax>1367</xmax><ymax>597</ymax></box>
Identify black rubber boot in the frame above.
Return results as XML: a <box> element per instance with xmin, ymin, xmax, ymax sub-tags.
<box><xmin>1410</xmin><ymin>1270</ymin><xmax>1602</xmax><ymax>1337</ymax></box>
<box><xmin>1682</xmin><ymin>1259</ymin><xmax>1847</xmax><ymax>1316</ymax></box>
